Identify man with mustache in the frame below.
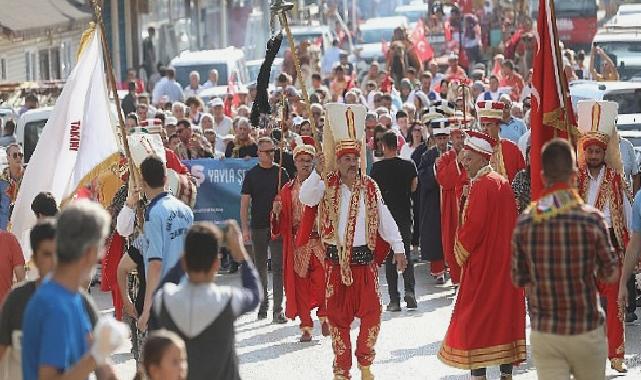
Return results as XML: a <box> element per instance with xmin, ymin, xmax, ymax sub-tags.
<box><xmin>299</xmin><ymin>103</ymin><xmax>406</xmax><ymax>380</ymax></box>
<box><xmin>271</xmin><ymin>141</ymin><xmax>329</xmax><ymax>342</ymax></box>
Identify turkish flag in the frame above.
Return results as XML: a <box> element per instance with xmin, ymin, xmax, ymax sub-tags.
<box><xmin>412</xmin><ymin>19</ymin><xmax>434</xmax><ymax>62</ymax></box>
<box><xmin>530</xmin><ymin>0</ymin><xmax>577</xmax><ymax>200</ymax></box>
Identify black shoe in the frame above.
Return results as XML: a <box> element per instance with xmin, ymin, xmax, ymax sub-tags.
<box><xmin>273</xmin><ymin>312</ymin><xmax>287</xmax><ymax>324</ymax></box>
<box><xmin>387</xmin><ymin>301</ymin><xmax>401</xmax><ymax>312</ymax></box>
<box><xmin>436</xmin><ymin>275</ymin><xmax>445</xmax><ymax>285</ymax></box>
<box><xmin>267</xmin><ymin>258</ymin><xmax>272</xmax><ymax>272</ymax></box>
<box><xmin>625</xmin><ymin>311</ymin><xmax>638</xmax><ymax>323</ymax></box>
<box><xmin>404</xmin><ymin>293</ymin><xmax>417</xmax><ymax>309</ymax></box>
<box><xmin>258</xmin><ymin>310</ymin><xmax>268</xmax><ymax>320</ymax></box>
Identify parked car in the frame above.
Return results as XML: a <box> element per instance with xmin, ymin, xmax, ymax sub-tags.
<box><xmin>15</xmin><ymin>107</ymin><xmax>53</xmax><ymax>163</ymax></box>
<box><xmin>355</xmin><ymin>16</ymin><xmax>409</xmax><ymax>68</ymax></box>
<box><xmin>247</xmin><ymin>57</ymin><xmax>284</xmax><ymax>83</ymax></box>
<box><xmin>394</xmin><ymin>1</ymin><xmax>429</xmax><ymax>28</ymax></box>
<box><xmin>570</xmin><ymin>80</ymin><xmax>641</xmax><ymax>131</ymax></box>
<box><xmin>592</xmin><ymin>21</ymin><xmax>641</xmax><ymax>80</ymax></box>
<box><xmin>170</xmin><ymin>47</ymin><xmax>250</xmax><ymax>93</ymax></box>
<box><xmin>616</xmin><ymin>4</ymin><xmax>641</xmax><ymax>17</ymax></box>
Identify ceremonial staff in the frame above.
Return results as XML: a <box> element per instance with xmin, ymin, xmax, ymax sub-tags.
<box><xmin>278</xmin><ymin>93</ymin><xmax>286</xmax><ymax>190</ymax></box>
<box><xmin>271</xmin><ymin>0</ymin><xmax>321</xmax><ymax>151</ymax></box>
<box><xmin>90</xmin><ymin>0</ymin><xmax>139</xmax><ymax>188</ymax></box>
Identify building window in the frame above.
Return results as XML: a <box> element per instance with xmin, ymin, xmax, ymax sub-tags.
<box><xmin>61</xmin><ymin>40</ymin><xmax>73</xmax><ymax>78</ymax></box>
<box><xmin>50</xmin><ymin>47</ymin><xmax>61</xmax><ymax>80</ymax></box>
<box><xmin>39</xmin><ymin>49</ymin><xmax>50</xmax><ymax>80</ymax></box>
<box><xmin>25</xmin><ymin>51</ymin><xmax>36</xmax><ymax>81</ymax></box>
<box><xmin>0</xmin><ymin>58</ymin><xmax>6</xmax><ymax>81</ymax></box>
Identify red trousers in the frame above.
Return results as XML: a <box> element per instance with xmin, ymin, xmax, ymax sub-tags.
<box><xmin>598</xmin><ymin>272</ymin><xmax>625</xmax><ymax>359</ymax></box>
<box><xmin>325</xmin><ymin>262</ymin><xmax>382</xmax><ymax>378</ymax></box>
<box><xmin>296</xmin><ymin>254</ymin><xmax>327</xmax><ymax>329</ymax></box>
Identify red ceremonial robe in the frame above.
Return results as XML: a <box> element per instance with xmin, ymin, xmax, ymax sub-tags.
<box><xmin>435</xmin><ymin>149</ymin><xmax>468</xmax><ymax>285</ymax></box>
<box><xmin>102</xmin><ymin>233</ymin><xmax>124</xmax><ymax>320</ymax></box>
<box><xmin>438</xmin><ymin>168</ymin><xmax>526</xmax><ymax>369</ymax></box>
<box><xmin>497</xmin><ymin>139</ymin><xmax>525</xmax><ymax>184</ymax></box>
<box><xmin>272</xmin><ymin>180</ymin><xmax>325</xmax><ymax>321</ymax></box>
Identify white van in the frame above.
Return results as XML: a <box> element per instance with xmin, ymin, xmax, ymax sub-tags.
<box><xmin>569</xmin><ymin>80</ymin><xmax>641</xmax><ymax>130</ymax></box>
<box><xmin>170</xmin><ymin>47</ymin><xmax>250</xmax><ymax>98</ymax></box>
<box><xmin>592</xmin><ymin>22</ymin><xmax>641</xmax><ymax>81</ymax></box>
<box><xmin>356</xmin><ymin>16</ymin><xmax>409</xmax><ymax>66</ymax></box>
<box><xmin>16</xmin><ymin>107</ymin><xmax>52</xmax><ymax>163</ymax></box>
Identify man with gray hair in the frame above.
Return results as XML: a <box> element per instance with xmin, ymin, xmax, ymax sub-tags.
<box><xmin>22</xmin><ymin>200</ymin><xmax>123</xmax><ymax>380</ymax></box>
<box><xmin>183</xmin><ymin>70</ymin><xmax>202</xmax><ymax>98</ymax></box>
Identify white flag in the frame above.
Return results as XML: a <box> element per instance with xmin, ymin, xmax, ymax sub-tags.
<box><xmin>11</xmin><ymin>26</ymin><xmax>121</xmax><ymax>260</ymax></box>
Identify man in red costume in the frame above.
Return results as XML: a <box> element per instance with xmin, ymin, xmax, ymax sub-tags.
<box><xmin>576</xmin><ymin>100</ymin><xmax>631</xmax><ymax>373</ymax></box>
<box><xmin>476</xmin><ymin>101</ymin><xmax>525</xmax><ymax>183</ymax></box>
<box><xmin>435</xmin><ymin>116</ymin><xmax>469</xmax><ymax>286</ymax></box>
<box><xmin>299</xmin><ymin>103</ymin><xmax>407</xmax><ymax>380</ymax></box>
<box><xmin>271</xmin><ymin>143</ymin><xmax>329</xmax><ymax>342</ymax></box>
<box><xmin>438</xmin><ymin>130</ymin><xmax>526</xmax><ymax>379</ymax></box>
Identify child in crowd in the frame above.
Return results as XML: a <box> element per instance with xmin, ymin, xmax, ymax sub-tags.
<box><xmin>134</xmin><ymin>329</ymin><xmax>187</xmax><ymax>380</ymax></box>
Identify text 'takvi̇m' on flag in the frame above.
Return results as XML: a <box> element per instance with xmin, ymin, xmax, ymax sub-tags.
<box><xmin>529</xmin><ymin>0</ymin><xmax>579</xmax><ymax>200</ymax></box>
<box><xmin>10</xmin><ymin>25</ymin><xmax>122</xmax><ymax>260</ymax></box>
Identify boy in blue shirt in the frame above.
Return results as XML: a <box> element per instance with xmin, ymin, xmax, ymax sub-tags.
<box><xmin>137</xmin><ymin>155</ymin><xmax>193</xmax><ymax>332</ymax></box>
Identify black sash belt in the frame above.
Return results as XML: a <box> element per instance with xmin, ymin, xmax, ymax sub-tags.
<box><xmin>326</xmin><ymin>244</ymin><xmax>373</xmax><ymax>266</ymax></box>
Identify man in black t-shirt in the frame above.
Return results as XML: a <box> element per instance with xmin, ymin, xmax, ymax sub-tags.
<box><xmin>241</xmin><ymin>137</ymin><xmax>289</xmax><ymax>322</ymax></box>
<box><xmin>371</xmin><ymin>131</ymin><xmax>418</xmax><ymax>312</ymax></box>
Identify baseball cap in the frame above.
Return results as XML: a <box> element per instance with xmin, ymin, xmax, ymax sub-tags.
<box><xmin>209</xmin><ymin>97</ymin><xmax>224</xmax><ymax>107</ymax></box>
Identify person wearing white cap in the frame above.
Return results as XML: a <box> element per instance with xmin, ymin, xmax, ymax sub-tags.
<box><xmin>438</xmin><ymin>130</ymin><xmax>526</xmax><ymax>379</ymax></box>
<box><xmin>417</xmin><ymin>118</ymin><xmax>450</xmax><ymax>283</ymax></box>
<box><xmin>271</xmin><ymin>144</ymin><xmax>329</xmax><ymax>342</ymax></box>
<box><xmin>209</xmin><ymin>97</ymin><xmax>233</xmax><ymax>152</ymax></box>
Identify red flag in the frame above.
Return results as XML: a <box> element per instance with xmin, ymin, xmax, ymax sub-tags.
<box><xmin>530</xmin><ymin>0</ymin><xmax>577</xmax><ymax>200</ymax></box>
<box><xmin>412</xmin><ymin>18</ymin><xmax>434</xmax><ymax>62</ymax></box>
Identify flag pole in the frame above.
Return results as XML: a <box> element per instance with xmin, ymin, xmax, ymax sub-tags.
<box><xmin>91</xmin><ymin>0</ymin><xmax>139</xmax><ymax>188</ymax></box>
<box><xmin>272</xmin><ymin>1</ymin><xmax>321</xmax><ymax>152</ymax></box>
<box><xmin>548</xmin><ymin>0</ymin><xmax>574</xmax><ymax>144</ymax></box>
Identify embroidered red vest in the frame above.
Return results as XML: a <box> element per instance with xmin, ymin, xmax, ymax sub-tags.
<box><xmin>578</xmin><ymin>165</ymin><xmax>630</xmax><ymax>248</ymax></box>
<box><xmin>320</xmin><ymin>171</ymin><xmax>380</xmax><ymax>250</ymax></box>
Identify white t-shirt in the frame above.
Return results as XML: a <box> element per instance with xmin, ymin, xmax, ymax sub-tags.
<box><xmin>213</xmin><ymin>117</ymin><xmax>233</xmax><ymax>152</ymax></box>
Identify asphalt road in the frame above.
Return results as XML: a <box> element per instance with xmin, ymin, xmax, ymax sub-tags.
<box><xmin>94</xmin><ymin>262</ymin><xmax>641</xmax><ymax>379</ymax></box>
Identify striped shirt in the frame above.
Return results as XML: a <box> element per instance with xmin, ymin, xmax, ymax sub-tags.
<box><xmin>512</xmin><ymin>202</ymin><xmax>617</xmax><ymax>335</ymax></box>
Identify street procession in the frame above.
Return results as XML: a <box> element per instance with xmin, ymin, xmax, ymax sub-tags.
<box><xmin>4</xmin><ymin>0</ymin><xmax>641</xmax><ymax>379</ymax></box>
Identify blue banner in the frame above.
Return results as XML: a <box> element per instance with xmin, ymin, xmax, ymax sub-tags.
<box><xmin>184</xmin><ymin>158</ymin><xmax>258</xmax><ymax>222</ymax></box>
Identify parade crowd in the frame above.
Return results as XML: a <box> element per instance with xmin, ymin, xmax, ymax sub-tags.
<box><xmin>0</xmin><ymin>2</ymin><xmax>639</xmax><ymax>380</ymax></box>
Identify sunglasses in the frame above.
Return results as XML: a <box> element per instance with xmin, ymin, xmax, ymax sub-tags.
<box><xmin>11</xmin><ymin>152</ymin><xmax>24</xmax><ymax>159</ymax></box>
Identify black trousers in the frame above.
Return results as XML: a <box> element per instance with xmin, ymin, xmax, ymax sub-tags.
<box><xmin>627</xmin><ymin>275</ymin><xmax>637</xmax><ymax>313</ymax></box>
<box><xmin>385</xmin><ymin>222</ymin><xmax>415</xmax><ymax>302</ymax></box>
